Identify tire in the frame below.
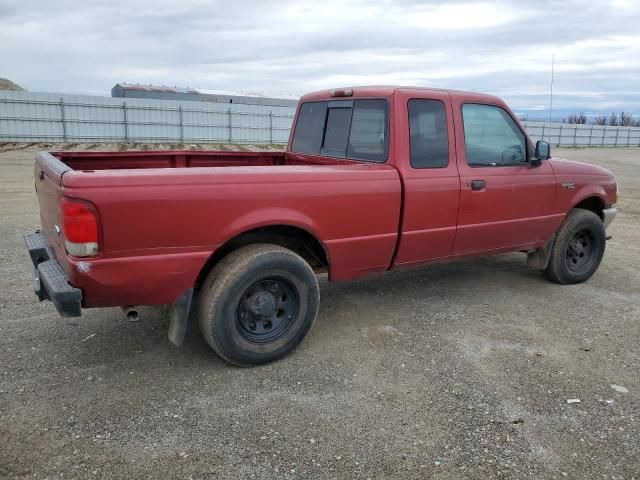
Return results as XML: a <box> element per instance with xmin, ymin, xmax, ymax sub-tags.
<box><xmin>545</xmin><ymin>208</ymin><xmax>606</xmax><ymax>284</ymax></box>
<box><xmin>197</xmin><ymin>244</ymin><xmax>320</xmax><ymax>366</ymax></box>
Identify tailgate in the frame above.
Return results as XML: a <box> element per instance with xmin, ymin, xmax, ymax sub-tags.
<box><xmin>34</xmin><ymin>152</ymin><xmax>71</xmax><ymax>256</ymax></box>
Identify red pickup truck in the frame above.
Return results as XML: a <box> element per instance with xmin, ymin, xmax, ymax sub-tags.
<box><xmin>26</xmin><ymin>86</ymin><xmax>618</xmax><ymax>365</ymax></box>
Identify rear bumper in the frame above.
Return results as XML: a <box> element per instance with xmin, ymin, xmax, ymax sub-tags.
<box><xmin>603</xmin><ymin>207</ymin><xmax>617</xmax><ymax>229</ymax></box>
<box><xmin>24</xmin><ymin>231</ymin><xmax>82</xmax><ymax>317</ymax></box>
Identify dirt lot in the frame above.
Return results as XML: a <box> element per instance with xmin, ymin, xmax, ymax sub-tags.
<box><xmin>0</xmin><ymin>145</ymin><xmax>638</xmax><ymax>479</ymax></box>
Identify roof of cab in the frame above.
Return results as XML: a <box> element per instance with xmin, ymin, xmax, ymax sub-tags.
<box><xmin>299</xmin><ymin>86</ymin><xmax>503</xmax><ymax>105</ymax></box>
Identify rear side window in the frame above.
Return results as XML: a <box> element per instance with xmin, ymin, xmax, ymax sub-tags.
<box><xmin>462</xmin><ymin>104</ymin><xmax>527</xmax><ymax>166</ymax></box>
<box><xmin>408</xmin><ymin>99</ymin><xmax>449</xmax><ymax>168</ymax></box>
<box><xmin>347</xmin><ymin>99</ymin><xmax>388</xmax><ymax>162</ymax></box>
<box><xmin>291</xmin><ymin>99</ymin><xmax>388</xmax><ymax>162</ymax></box>
<box><xmin>290</xmin><ymin>102</ymin><xmax>327</xmax><ymax>154</ymax></box>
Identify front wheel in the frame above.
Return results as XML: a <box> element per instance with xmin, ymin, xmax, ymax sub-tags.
<box><xmin>545</xmin><ymin>209</ymin><xmax>606</xmax><ymax>284</ymax></box>
<box><xmin>197</xmin><ymin>244</ymin><xmax>320</xmax><ymax>366</ymax></box>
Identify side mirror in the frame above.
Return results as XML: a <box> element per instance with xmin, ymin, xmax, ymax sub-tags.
<box><xmin>535</xmin><ymin>140</ymin><xmax>551</xmax><ymax>161</ymax></box>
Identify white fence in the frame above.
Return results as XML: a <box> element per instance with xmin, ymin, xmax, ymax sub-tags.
<box><xmin>523</xmin><ymin>121</ymin><xmax>640</xmax><ymax>147</ymax></box>
<box><xmin>0</xmin><ymin>91</ymin><xmax>295</xmax><ymax>144</ymax></box>
<box><xmin>1</xmin><ymin>90</ymin><xmax>639</xmax><ymax>147</ymax></box>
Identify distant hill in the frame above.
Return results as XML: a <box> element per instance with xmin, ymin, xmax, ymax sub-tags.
<box><xmin>0</xmin><ymin>78</ymin><xmax>24</xmax><ymax>91</ymax></box>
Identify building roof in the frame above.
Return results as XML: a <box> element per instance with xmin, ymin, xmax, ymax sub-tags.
<box><xmin>115</xmin><ymin>83</ymin><xmax>199</xmax><ymax>94</ymax></box>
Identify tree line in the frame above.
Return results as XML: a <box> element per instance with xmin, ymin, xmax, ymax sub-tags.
<box><xmin>564</xmin><ymin>112</ymin><xmax>640</xmax><ymax>126</ymax></box>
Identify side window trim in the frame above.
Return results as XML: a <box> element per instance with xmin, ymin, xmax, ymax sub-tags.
<box><xmin>461</xmin><ymin>103</ymin><xmax>528</xmax><ymax>168</ymax></box>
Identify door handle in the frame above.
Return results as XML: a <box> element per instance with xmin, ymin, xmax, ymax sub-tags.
<box><xmin>469</xmin><ymin>180</ymin><xmax>486</xmax><ymax>191</ymax></box>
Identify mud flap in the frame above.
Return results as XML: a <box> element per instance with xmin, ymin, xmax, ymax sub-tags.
<box><xmin>527</xmin><ymin>234</ymin><xmax>555</xmax><ymax>270</ymax></box>
<box><xmin>168</xmin><ymin>288</ymin><xmax>194</xmax><ymax>347</ymax></box>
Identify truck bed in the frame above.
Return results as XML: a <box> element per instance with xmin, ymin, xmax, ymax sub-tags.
<box><xmin>52</xmin><ymin>150</ymin><xmax>363</xmax><ymax>170</ymax></box>
<box><xmin>35</xmin><ymin>149</ymin><xmax>402</xmax><ymax>308</ymax></box>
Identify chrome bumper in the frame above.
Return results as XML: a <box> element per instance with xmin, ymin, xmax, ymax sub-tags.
<box><xmin>603</xmin><ymin>207</ymin><xmax>617</xmax><ymax>229</ymax></box>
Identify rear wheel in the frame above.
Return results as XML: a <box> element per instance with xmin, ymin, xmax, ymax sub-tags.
<box><xmin>545</xmin><ymin>209</ymin><xmax>606</xmax><ymax>284</ymax></box>
<box><xmin>198</xmin><ymin>244</ymin><xmax>319</xmax><ymax>366</ymax></box>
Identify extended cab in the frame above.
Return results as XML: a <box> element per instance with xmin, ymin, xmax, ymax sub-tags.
<box><xmin>25</xmin><ymin>86</ymin><xmax>618</xmax><ymax>365</ymax></box>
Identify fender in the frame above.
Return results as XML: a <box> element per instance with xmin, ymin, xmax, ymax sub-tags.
<box><xmin>220</xmin><ymin>208</ymin><xmax>329</xmax><ymax>260</ymax></box>
<box><xmin>567</xmin><ymin>183</ymin><xmax>607</xmax><ymax>211</ymax></box>
<box><xmin>221</xmin><ymin>207</ymin><xmax>325</xmax><ymax>242</ymax></box>
<box><xmin>202</xmin><ymin>207</ymin><xmax>332</xmax><ymax>278</ymax></box>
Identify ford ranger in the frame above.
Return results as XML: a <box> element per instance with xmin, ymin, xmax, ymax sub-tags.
<box><xmin>25</xmin><ymin>86</ymin><xmax>618</xmax><ymax>366</ymax></box>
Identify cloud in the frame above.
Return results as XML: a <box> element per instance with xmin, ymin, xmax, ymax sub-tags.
<box><xmin>405</xmin><ymin>3</ymin><xmax>520</xmax><ymax>30</ymax></box>
<box><xmin>1</xmin><ymin>0</ymin><xmax>639</xmax><ymax>115</ymax></box>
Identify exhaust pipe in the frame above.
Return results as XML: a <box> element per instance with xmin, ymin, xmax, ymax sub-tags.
<box><xmin>121</xmin><ymin>306</ymin><xmax>140</xmax><ymax>322</ymax></box>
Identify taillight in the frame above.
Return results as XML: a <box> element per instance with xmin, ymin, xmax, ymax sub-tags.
<box><xmin>60</xmin><ymin>197</ymin><xmax>99</xmax><ymax>257</ymax></box>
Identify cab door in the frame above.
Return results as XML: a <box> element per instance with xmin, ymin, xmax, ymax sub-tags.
<box><xmin>393</xmin><ymin>89</ymin><xmax>461</xmax><ymax>266</ymax></box>
<box><xmin>451</xmin><ymin>98</ymin><xmax>556</xmax><ymax>254</ymax></box>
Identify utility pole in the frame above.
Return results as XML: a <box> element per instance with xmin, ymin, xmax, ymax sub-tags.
<box><xmin>547</xmin><ymin>54</ymin><xmax>555</xmax><ymax>140</ymax></box>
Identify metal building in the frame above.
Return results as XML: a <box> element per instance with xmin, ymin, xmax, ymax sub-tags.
<box><xmin>111</xmin><ymin>84</ymin><xmax>201</xmax><ymax>101</ymax></box>
<box><xmin>111</xmin><ymin>83</ymin><xmax>299</xmax><ymax>108</ymax></box>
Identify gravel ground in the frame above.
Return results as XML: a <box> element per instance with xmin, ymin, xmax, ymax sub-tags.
<box><xmin>0</xmin><ymin>145</ymin><xmax>638</xmax><ymax>479</ymax></box>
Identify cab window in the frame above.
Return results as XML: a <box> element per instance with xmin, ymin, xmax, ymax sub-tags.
<box><xmin>462</xmin><ymin>104</ymin><xmax>527</xmax><ymax>167</ymax></box>
<box><xmin>408</xmin><ymin>99</ymin><xmax>449</xmax><ymax>168</ymax></box>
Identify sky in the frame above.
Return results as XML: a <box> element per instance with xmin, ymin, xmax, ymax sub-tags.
<box><xmin>2</xmin><ymin>0</ymin><xmax>639</xmax><ymax>118</ymax></box>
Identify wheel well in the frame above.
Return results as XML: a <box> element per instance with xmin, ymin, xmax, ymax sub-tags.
<box><xmin>194</xmin><ymin>225</ymin><xmax>329</xmax><ymax>289</ymax></box>
<box><xmin>573</xmin><ymin>196</ymin><xmax>604</xmax><ymax>220</ymax></box>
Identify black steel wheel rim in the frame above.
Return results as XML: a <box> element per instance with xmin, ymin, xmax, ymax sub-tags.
<box><xmin>236</xmin><ymin>277</ymin><xmax>299</xmax><ymax>343</ymax></box>
<box><xmin>565</xmin><ymin>229</ymin><xmax>596</xmax><ymax>272</ymax></box>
